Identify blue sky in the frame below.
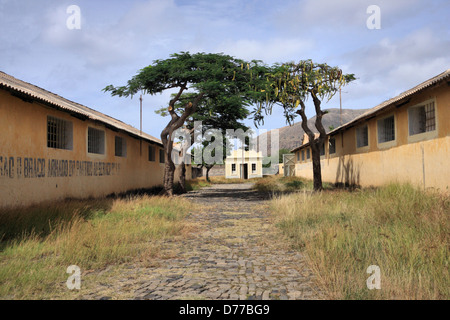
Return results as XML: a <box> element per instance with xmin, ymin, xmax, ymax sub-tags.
<box><xmin>1</xmin><ymin>0</ymin><xmax>449</xmax><ymax>138</ymax></box>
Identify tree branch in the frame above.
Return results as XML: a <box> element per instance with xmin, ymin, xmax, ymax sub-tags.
<box><xmin>310</xmin><ymin>90</ymin><xmax>327</xmax><ymax>142</ymax></box>
<box><xmin>296</xmin><ymin>100</ymin><xmax>315</xmax><ymax>145</ymax></box>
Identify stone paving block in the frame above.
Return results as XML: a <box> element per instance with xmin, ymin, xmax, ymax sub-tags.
<box><xmin>69</xmin><ymin>184</ymin><xmax>323</xmax><ymax>301</ymax></box>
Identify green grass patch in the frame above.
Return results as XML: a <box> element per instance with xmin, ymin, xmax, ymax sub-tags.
<box><xmin>184</xmin><ymin>179</ymin><xmax>212</xmax><ymax>191</ymax></box>
<box><xmin>270</xmin><ymin>183</ymin><xmax>449</xmax><ymax>299</ymax></box>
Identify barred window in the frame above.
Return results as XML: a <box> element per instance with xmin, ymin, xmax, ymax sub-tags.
<box><xmin>115</xmin><ymin>136</ymin><xmax>126</xmax><ymax>157</ymax></box>
<box><xmin>409</xmin><ymin>101</ymin><xmax>436</xmax><ymax>136</ymax></box>
<box><xmin>231</xmin><ymin>164</ymin><xmax>236</xmax><ymax>172</ymax></box>
<box><xmin>356</xmin><ymin>125</ymin><xmax>369</xmax><ymax>148</ymax></box>
<box><xmin>378</xmin><ymin>116</ymin><xmax>395</xmax><ymax>143</ymax></box>
<box><xmin>47</xmin><ymin>116</ymin><xmax>73</xmax><ymax>150</ymax></box>
<box><xmin>88</xmin><ymin>127</ymin><xmax>105</xmax><ymax>154</ymax></box>
<box><xmin>148</xmin><ymin>145</ymin><xmax>155</xmax><ymax>161</ymax></box>
<box><xmin>329</xmin><ymin>138</ymin><xmax>336</xmax><ymax>154</ymax></box>
<box><xmin>306</xmin><ymin>148</ymin><xmax>310</xmax><ymax>160</ymax></box>
<box><xmin>301</xmin><ymin>150</ymin><xmax>305</xmax><ymax>161</ymax></box>
<box><xmin>159</xmin><ymin>149</ymin><xmax>165</xmax><ymax>163</ymax></box>
<box><xmin>297</xmin><ymin>152</ymin><xmax>300</xmax><ymax>161</ymax></box>
<box><xmin>252</xmin><ymin>163</ymin><xmax>256</xmax><ymax>172</ymax></box>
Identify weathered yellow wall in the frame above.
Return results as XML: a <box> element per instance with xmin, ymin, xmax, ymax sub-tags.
<box><xmin>0</xmin><ymin>89</ymin><xmax>186</xmax><ymax>208</ymax></box>
<box><xmin>278</xmin><ymin>164</ymin><xmax>284</xmax><ymax>176</ymax></box>
<box><xmin>295</xmin><ymin>136</ymin><xmax>449</xmax><ymax>190</ymax></box>
<box><xmin>294</xmin><ymin>82</ymin><xmax>450</xmax><ymax>191</ymax></box>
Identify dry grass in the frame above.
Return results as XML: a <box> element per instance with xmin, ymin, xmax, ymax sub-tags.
<box><xmin>253</xmin><ymin>175</ymin><xmax>312</xmax><ymax>192</ymax></box>
<box><xmin>185</xmin><ymin>176</ymin><xmax>247</xmax><ymax>190</ymax></box>
<box><xmin>208</xmin><ymin>176</ymin><xmax>248</xmax><ymax>184</ymax></box>
<box><xmin>252</xmin><ymin>175</ymin><xmax>335</xmax><ymax>192</ymax></box>
<box><xmin>0</xmin><ymin>196</ymin><xmax>194</xmax><ymax>299</ymax></box>
<box><xmin>270</xmin><ymin>183</ymin><xmax>449</xmax><ymax>299</ymax></box>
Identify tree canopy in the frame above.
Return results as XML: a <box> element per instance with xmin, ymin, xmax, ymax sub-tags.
<box><xmin>103</xmin><ymin>52</ymin><xmax>257</xmax><ymax>195</ymax></box>
<box><xmin>251</xmin><ymin>60</ymin><xmax>355</xmax><ymax>190</ymax></box>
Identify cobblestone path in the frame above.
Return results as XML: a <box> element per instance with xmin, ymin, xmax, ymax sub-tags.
<box><xmin>80</xmin><ymin>183</ymin><xmax>323</xmax><ymax>300</ymax></box>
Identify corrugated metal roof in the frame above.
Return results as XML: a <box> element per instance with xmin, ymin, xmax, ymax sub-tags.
<box><xmin>0</xmin><ymin>71</ymin><xmax>163</xmax><ymax>146</ymax></box>
<box><xmin>290</xmin><ymin>69</ymin><xmax>450</xmax><ymax>153</ymax></box>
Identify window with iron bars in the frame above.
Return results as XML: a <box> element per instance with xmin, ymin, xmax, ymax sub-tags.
<box><xmin>356</xmin><ymin>125</ymin><xmax>369</xmax><ymax>148</ymax></box>
<box><xmin>88</xmin><ymin>127</ymin><xmax>105</xmax><ymax>154</ymax></box>
<box><xmin>408</xmin><ymin>101</ymin><xmax>436</xmax><ymax>136</ymax></box>
<box><xmin>159</xmin><ymin>149</ymin><xmax>165</xmax><ymax>163</ymax></box>
<box><xmin>115</xmin><ymin>136</ymin><xmax>127</xmax><ymax>157</ymax></box>
<box><xmin>378</xmin><ymin>115</ymin><xmax>395</xmax><ymax>143</ymax></box>
<box><xmin>148</xmin><ymin>145</ymin><xmax>155</xmax><ymax>161</ymax></box>
<box><xmin>329</xmin><ymin>137</ymin><xmax>336</xmax><ymax>154</ymax></box>
<box><xmin>47</xmin><ymin>116</ymin><xmax>73</xmax><ymax>150</ymax></box>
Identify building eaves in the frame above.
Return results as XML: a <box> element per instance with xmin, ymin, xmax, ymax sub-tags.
<box><xmin>0</xmin><ymin>71</ymin><xmax>163</xmax><ymax>146</ymax></box>
<box><xmin>328</xmin><ymin>69</ymin><xmax>450</xmax><ymax>136</ymax></box>
<box><xmin>290</xmin><ymin>68</ymin><xmax>450</xmax><ymax>153</ymax></box>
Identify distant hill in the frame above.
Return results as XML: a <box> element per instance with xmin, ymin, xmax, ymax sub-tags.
<box><xmin>257</xmin><ymin>108</ymin><xmax>369</xmax><ymax>153</ymax></box>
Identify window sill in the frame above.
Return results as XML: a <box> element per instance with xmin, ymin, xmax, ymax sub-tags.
<box><xmin>408</xmin><ymin>130</ymin><xmax>438</xmax><ymax>144</ymax></box>
<box><xmin>377</xmin><ymin>140</ymin><xmax>397</xmax><ymax>149</ymax></box>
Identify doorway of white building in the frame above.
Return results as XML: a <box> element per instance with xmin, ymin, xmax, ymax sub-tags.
<box><xmin>240</xmin><ymin>163</ymin><xmax>248</xmax><ymax>179</ymax></box>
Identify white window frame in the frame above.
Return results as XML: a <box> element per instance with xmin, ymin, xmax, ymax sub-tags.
<box><xmin>377</xmin><ymin>114</ymin><xmax>397</xmax><ymax>149</ymax></box>
<box><xmin>407</xmin><ymin>98</ymin><xmax>438</xmax><ymax>143</ymax></box>
<box><xmin>356</xmin><ymin>124</ymin><xmax>369</xmax><ymax>150</ymax></box>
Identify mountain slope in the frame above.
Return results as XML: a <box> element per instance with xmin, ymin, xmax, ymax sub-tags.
<box><xmin>258</xmin><ymin>108</ymin><xmax>369</xmax><ymax>153</ymax></box>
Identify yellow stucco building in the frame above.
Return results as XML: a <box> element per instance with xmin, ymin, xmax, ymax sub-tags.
<box><xmin>225</xmin><ymin>149</ymin><xmax>263</xmax><ymax>179</ymax></box>
<box><xmin>0</xmin><ymin>71</ymin><xmax>190</xmax><ymax>209</ymax></box>
<box><xmin>291</xmin><ymin>69</ymin><xmax>450</xmax><ymax>191</ymax></box>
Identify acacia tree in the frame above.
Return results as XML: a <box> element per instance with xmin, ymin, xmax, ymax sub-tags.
<box><xmin>104</xmin><ymin>52</ymin><xmax>252</xmax><ymax>195</ymax></box>
<box><xmin>253</xmin><ymin>60</ymin><xmax>355</xmax><ymax>191</ymax></box>
<box><xmin>161</xmin><ymin>91</ymin><xmax>249</xmax><ymax>188</ymax></box>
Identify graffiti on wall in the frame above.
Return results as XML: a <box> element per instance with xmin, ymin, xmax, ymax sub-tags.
<box><xmin>0</xmin><ymin>156</ymin><xmax>121</xmax><ymax>179</ymax></box>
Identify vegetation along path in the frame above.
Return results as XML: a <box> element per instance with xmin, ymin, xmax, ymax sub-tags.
<box><xmin>80</xmin><ymin>183</ymin><xmax>323</xmax><ymax>300</ymax></box>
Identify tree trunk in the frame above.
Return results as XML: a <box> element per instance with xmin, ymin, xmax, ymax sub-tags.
<box><xmin>177</xmin><ymin>129</ymin><xmax>193</xmax><ymax>194</ymax></box>
<box><xmin>297</xmin><ymin>96</ymin><xmax>326</xmax><ymax>192</ymax></box>
<box><xmin>311</xmin><ymin>91</ymin><xmax>327</xmax><ymax>192</ymax></box>
<box><xmin>178</xmin><ymin>160</ymin><xmax>186</xmax><ymax>194</ymax></box>
<box><xmin>310</xmin><ymin>142</ymin><xmax>323</xmax><ymax>191</ymax></box>
<box><xmin>206</xmin><ymin>166</ymin><xmax>211</xmax><ymax>182</ymax></box>
<box><xmin>163</xmin><ymin>158</ymin><xmax>175</xmax><ymax>196</ymax></box>
<box><xmin>160</xmin><ymin>90</ymin><xmax>204</xmax><ymax>196</ymax></box>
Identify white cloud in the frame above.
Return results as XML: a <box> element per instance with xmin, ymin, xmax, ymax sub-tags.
<box><xmin>215</xmin><ymin>38</ymin><xmax>314</xmax><ymax>63</ymax></box>
<box><xmin>273</xmin><ymin>0</ymin><xmax>425</xmax><ymax>32</ymax></box>
<box><xmin>338</xmin><ymin>28</ymin><xmax>450</xmax><ymax>107</ymax></box>
<box><xmin>1</xmin><ymin>0</ymin><xmax>449</xmax><ymax>137</ymax></box>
